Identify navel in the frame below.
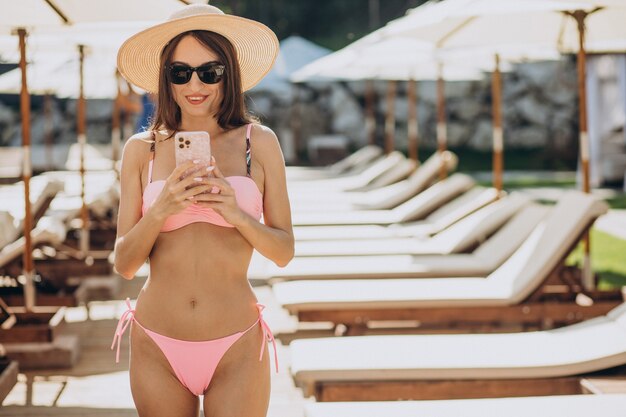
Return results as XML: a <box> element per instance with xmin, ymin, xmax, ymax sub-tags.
<box><xmin>189</xmin><ymin>298</ymin><xmax>197</xmax><ymax>309</ymax></box>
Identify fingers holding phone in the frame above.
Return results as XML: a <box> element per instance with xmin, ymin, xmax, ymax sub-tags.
<box><xmin>150</xmin><ymin>161</ymin><xmax>211</xmax><ymax>218</ymax></box>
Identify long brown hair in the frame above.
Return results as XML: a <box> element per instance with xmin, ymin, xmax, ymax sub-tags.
<box><xmin>148</xmin><ymin>30</ymin><xmax>258</xmax><ymax>136</ymax></box>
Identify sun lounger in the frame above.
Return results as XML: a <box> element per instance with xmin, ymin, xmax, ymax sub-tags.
<box><xmin>293</xmin><ymin>192</ymin><xmax>530</xmax><ymax>257</ymax></box>
<box><xmin>290</xmin><ymin>150</ymin><xmax>457</xmax><ymax>211</ymax></box>
<box><xmin>292</xmin><ymin>186</ymin><xmax>502</xmax><ymax>251</ymax></box>
<box><xmin>0</xmin><ymin>176</ymin><xmax>64</xmax><ymax>242</ymax></box>
<box><xmin>40</xmin><ymin>170</ymin><xmax>119</xmax><ymax>219</ymax></box>
<box><xmin>0</xmin><ymin>350</ymin><xmax>18</xmax><ymax>404</ymax></box>
<box><xmin>288</xmin><ymin>151</ymin><xmax>408</xmax><ymax>192</ymax></box>
<box><xmin>291</xmin><ymin>173</ymin><xmax>474</xmax><ymax>226</ymax></box>
<box><xmin>65</xmin><ymin>143</ymin><xmax>116</xmax><ymax>171</ymax></box>
<box><xmin>273</xmin><ymin>192</ymin><xmax>619</xmax><ymax>330</ymax></box>
<box><xmin>0</xmin><ymin>217</ymin><xmax>67</xmax><ymax>268</ymax></box>
<box><xmin>286</xmin><ymin>145</ymin><xmax>383</xmax><ymax>180</ymax></box>
<box><xmin>249</xmin><ymin>201</ymin><xmax>547</xmax><ymax>282</ymax></box>
<box><xmin>290</xmin><ymin>302</ymin><xmax>626</xmax><ymax>401</ymax></box>
<box><xmin>304</xmin><ymin>395</ymin><xmax>626</xmax><ymax>417</ymax></box>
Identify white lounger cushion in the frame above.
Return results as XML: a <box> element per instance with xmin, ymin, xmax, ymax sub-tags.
<box><xmin>286</xmin><ymin>145</ymin><xmax>382</xmax><ymax>180</ymax></box>
<box><xmin>288</xmin><ymin>151</ymin><xmax>407</xmax><ymax>192</ymax></box>
<box><xmin>0</xmin><ymin>216</ymin><xmax>67</xmax><ymax>267</ymax></box>
<box><xmin>249</xmin><ymin>203</ymin><xmax>547</xmax><ymax>281</ymax></box>
<box><xmin>290</xmin><ymin>304</ymin><xmax>626</xmax><ymax>382</ymax></box>
<box><xmin>304</xmin><ymin>395</ymin><xmax>626</xmax><ymax>417</ymax></box>
<box><xmin>290</xmin><ymin>150</ymin><xmax>457</xmax><ymax>211</ymax></box>
<box><xmin>0</xmin><ymin>177</ymin><xmax>64</xmax><ymax>222</ymax></box>
<box><xmin>291</xmin><ymin>173</ymin><xmax>474</xmax><ymax>226</ymax></box>
<box><xmin>42</xmin><ymin>170</ymin><xmax>119</xmax><ymax>219</ymax></box>
<box><xmin>294</xmin><ymin>188</ymin><xmax>519</xmax><ymax>257</ymax></box>
<box><xmin>274</xmin><ymin>192</ymin><xmax>608</xmax><ymax>309</ymax></box>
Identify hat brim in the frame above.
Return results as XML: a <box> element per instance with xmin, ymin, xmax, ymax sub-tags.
<box><xmin>117</xmin><ymin>14</ymin><xmax>278</xmax><ymax>93</ymax></box>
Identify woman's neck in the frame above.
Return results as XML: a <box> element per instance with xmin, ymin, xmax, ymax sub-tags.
<box><xmin>179</xmin><ymin>115</ymin><xmax>223</xmax><ymax>137</ymax></box>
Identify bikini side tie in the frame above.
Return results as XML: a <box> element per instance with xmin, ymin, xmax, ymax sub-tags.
<box><xmin>256</xmin><ymin>303</ymin><xmax>279</xmax><ymax>373</ymax></box>
<box><xmin>111</xmin><ymin>297</ymin><xmax>135</xmax><ymax>364</ymax></box>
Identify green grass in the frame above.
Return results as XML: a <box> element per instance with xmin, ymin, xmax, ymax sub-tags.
<box><xmin>607</xmin><ymin>194</ymin><xmax>626</xmax><ymax>209</ymax></box>
<box><xmin>476</xmin><ymin>178</ymin><xmax>577</xmax><ymax>189</ymax></box>
<box><xmin>566</xmin><ymin>228</ymin><xmax>626</xmax><ymax>291</ymax></box>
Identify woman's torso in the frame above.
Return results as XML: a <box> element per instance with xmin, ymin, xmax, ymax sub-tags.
<box><xmin>133</xmin><ymin>126</ymin><xmax>265</xmax><ymax>340</ymax></box>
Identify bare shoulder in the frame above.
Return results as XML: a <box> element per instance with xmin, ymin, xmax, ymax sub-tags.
<box><xmin>121</xmin><ymin>131</ymin><xmax>153</xmax><ymax>161</ymax></box>
<box><xmin>249</xmin><ymin>124</ymin><xmax>283</xmax><ymax>161</ymax></box>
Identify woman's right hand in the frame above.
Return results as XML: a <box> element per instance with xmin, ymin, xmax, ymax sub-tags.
<box><xmin>149</xmin><ymin>160</ymin><xmax>212</xmax><ymax>219</ymax></box>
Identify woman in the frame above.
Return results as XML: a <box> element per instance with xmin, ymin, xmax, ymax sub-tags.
<box><xmin>111</xmin><ymin>4</ymin><xmax>293</xmax><ymax>417</ymax></box>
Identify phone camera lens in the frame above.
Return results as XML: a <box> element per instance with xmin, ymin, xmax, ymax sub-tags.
<box><xmin>178</xmin><ymin>137</ymin><xmax>184</xmax><ymax>142</ymax></box>
<box><xmin>179</xmin><ymin>144</ymin><xmax>184</xmax><ymax>148</ymax></box>
<box><xmin>185</xmin><ymin>140</ymin><xmax>191</xmax><ymax>145</ymax></box>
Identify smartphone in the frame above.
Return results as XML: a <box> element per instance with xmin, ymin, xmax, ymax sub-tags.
<box><xmin>174</xmin><ymin>131</ymin><xmax>211</xmax><ymax>179</ymax></box>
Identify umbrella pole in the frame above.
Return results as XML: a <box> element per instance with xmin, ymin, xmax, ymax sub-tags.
<box><xmin>572</xmin><ymin>10</ymin><xmax>594</xmax><ymax>291</ymax></box>
<box><xmin>384</xmin><ymin>80</ymin><xmax>396</xmax><ymax>154</ymax></box>
<box><xmin>290</xmin><ymin>84</ymin><xmax>301</xmax><ymax>164</ymax></box>
<box><xmin>365</xmin><ymin>79</ymin><xmax>376</xmax><ymax>146</ymax></box>
<box><xmin>437</xmin><ymin>62</ymin><xmax>447</xmax><ymax>180</ymax></box>
<box><xmin>407</xmin><ymin>78</ymin><xmax>419</xmax><ymax>163</ymax></box>
<box><xmin>77</xmin><ymin>45</ymin><xmax>90</xmax><ymax>259</ymax></box>
<box><xmin>17</xmin><ymin>28</ymin><xmax>36</xmax><ymax>311</ymax></box>
<box><xmin>492</xmin><ymin>54</ymin><xmax>503</xmax><ymax>194</ymax></box>
<box><xmin>44</xmin><ymin>93</ymin><xmax>54</xmax><ymax>171</ymax></box>
<box><xmin>111</xmin><ymin>95</ymin><xmax>121</xmax><ymax>175</ymax></box>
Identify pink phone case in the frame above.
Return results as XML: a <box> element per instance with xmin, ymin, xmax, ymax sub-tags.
<box><xmin>174</xmin><ymin>131</ymin><xmax>211</xmax><ymax>179</ymax></box>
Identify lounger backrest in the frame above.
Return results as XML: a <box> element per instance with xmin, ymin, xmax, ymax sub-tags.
<box><xmin>368</xmin><ymin>158</ymin><xmax>417</xmax><ymax>188</ymax></box>
<box><xmin>429</xmin><ymin>192</ymin><xmax>531</xmax><ymax>253</ymax></box>
<box><xmin>0</xmin><ymin>216</ymin><xmax>66</xmax><ymax>267</ymax></box>
<box><xmin>424</xmin><ymin>187</ymin><xmax>500</xmax><ymax>227</ymax></box>
<box><xmin>473</xmin><ymin>204</ymin><xmax>550</xmax><ymax>269</ymax></box>
<box><xmin>406</xmin><ymin>150</ymin><xmax>458</xmax><ymax>188</ymax></box>
<box><xmin>486</xmin><ymin>192</ymin><xmax>609</xmax><ymax>303</ymax></box>
<box><xmin>606</xmin><ymin>302</ymin><xmax>626</xmax><ymax>330</ymax></box>
<box><xmin>330</xmin><ymin>145</ymin><xmax>382</xmax><ymax>174</ymax></box>
<box><xmin>351</xmin><ymin>151</ymin><xmax>406</xmax><ymax>185</ymax></box>
<box><xmin>0</xmin><ymin>211</ymin><xmax>18</xmax><ymax>249</ymax></box>
<box><xmin>0</xmin><ymin>177</ymin><xmax>63</xmax><ymax>232</ymax></box>
<box><xmin>393</xmin><ymin>173</ymin><xmax>474</xmax><ymax>222</ymax></box>
<box><xmin>356</xmin><ymin>151</ymin><xmax>459</xmax><ymax>210</ymax></box>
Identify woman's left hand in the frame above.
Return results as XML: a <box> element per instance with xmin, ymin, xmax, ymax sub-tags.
<box><xmin>193</xmin><ymin>156</ymin><xmax>248</xmax><ymax>227</ymax></box>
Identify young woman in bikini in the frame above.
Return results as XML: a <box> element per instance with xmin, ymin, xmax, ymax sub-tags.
<box><xmin>111</xmin><ymin>4</ymin><xmax>293</xmax><ymax>416</ymax></box>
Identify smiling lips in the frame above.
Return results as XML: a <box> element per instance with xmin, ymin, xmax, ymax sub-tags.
<box><xmin>186</xmin><ymin>95</ymin><xmax>208</xmax><ymax>105</ymax></box>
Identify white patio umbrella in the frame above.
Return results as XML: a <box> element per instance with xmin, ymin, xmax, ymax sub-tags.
<box><xmin>384</xmin><ymin>0</ymin><xmax>626</xmax><ymax>193</ymax></box>
<box><xmin>292</xmin><ymin>35</ymin><xmax>485</xmax><ymax>168</ymax></box>
<box><xmin>383</xmin><ymin>0</ymin><xmax>626</xmax><ymax>290</ymax></box>
<box><xmin>0</xmin><ymin>0</ymin><xmax>201</xmax><ymax>311</ymax></box>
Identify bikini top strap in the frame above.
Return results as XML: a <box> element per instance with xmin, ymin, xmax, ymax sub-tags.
<box><xmin>148</xmin><ymin>131</ymin><xmax>156</xmax><ymax>183</ymax></box>
<box><xmin>245</xmin><ymin>124</ymin><xmax>253</xmax><ymax>177</ymax></box>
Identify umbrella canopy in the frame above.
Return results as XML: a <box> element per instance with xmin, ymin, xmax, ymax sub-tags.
<box><xmin>0</xmin><ymin>22</ymin><xmax>153</xmax><ymax>98</ymax></box>
<box><xmin>291</xmin><ymin>35</ymin><xmax>486</xmax><ymax>82</ymax></box>
<box><xmin>384</xmin><ymin>0</ymin><xmax>626</xmax><ymax>54</ymax></box>
<box><xmin>0</xmin><ymin>0</ymin><xmax>204</xmax><ymax>31</ymax></box>
<box><xmin>253</xmin><ymin>35</ymin><xmax>331</xmax><ymax>94</ymax></box>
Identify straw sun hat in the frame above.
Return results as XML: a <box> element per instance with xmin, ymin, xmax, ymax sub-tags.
<box><xmin>117</xmin><ymin>3</ymin><xmax>279</xmax><ymax>93</ymax></box>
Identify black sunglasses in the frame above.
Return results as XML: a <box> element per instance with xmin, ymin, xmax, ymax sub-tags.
<box><xmin>167</xmin><ymin>61</ymin><xmax>226</xmax><ymax>85</ymax></box>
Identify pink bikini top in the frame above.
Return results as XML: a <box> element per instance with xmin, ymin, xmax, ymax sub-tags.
<box><xmin>142</xmin><ymin>124</ymin><xmax>263</xmax><ymax>232</ymax></box>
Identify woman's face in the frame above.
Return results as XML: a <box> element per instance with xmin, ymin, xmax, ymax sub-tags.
<box><xmin>169</xmin><ymin>35</ymin><xmax>223</xmax><ymax>119</ymax></box>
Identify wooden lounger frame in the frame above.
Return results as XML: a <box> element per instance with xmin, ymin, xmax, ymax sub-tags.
<box><xmin>306</xmin><ymin>366</ymin><xmax>626</xmax><ymax>401</ymax></box>
<box><xmin>290</xmin><ymin>218</ymin><xmax>624</xmax><ymax>335</ymax></box>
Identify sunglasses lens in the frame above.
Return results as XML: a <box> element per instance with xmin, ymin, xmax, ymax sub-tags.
<box><xmin>197</xmin><ymin>64</ymin><xmax>225</xmax><ymax>84</ymax></box>
<box><xmin>169</xmin><ymin>65</ymin><xmax>192</xmax><ymax>84</ymax></box>
<box><xmin>168</xmin><ymin>63</ymin><xmax>225</xmax><ymax>85</ymax></box>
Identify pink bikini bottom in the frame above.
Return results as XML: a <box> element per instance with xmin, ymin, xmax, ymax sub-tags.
<box><xmin>112</xmin><ymin>298</ymin><xmax>278</xmax><ymax>396</ymax></box>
